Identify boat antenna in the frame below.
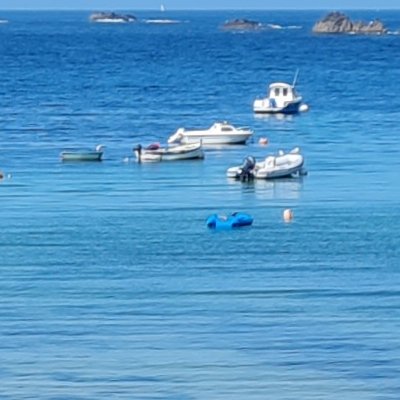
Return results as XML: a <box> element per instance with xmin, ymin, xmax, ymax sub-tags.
<box><xmin>292</xmin><ymin>69</ymin><xmax>299</xmax><ymax>87</ymax></box>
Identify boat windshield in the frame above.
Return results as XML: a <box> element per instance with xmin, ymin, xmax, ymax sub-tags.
<box><xmin>270</xmin><ymin>84</ymin><xmax>294</xmax><ymax>98</ymax></box>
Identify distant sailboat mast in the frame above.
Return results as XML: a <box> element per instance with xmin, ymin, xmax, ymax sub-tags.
<box><xmin>160</xmin><ymin>4</ymin><xmax>165</xmax><ymax>12</ymax></box>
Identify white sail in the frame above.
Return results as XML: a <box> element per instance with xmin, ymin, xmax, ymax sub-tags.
<box><xmin>160</xmin><ymin>4</ymin><xmax>165</xmax><ymax>12</ymax></box>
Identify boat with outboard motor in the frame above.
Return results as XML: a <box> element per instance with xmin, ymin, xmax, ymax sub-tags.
<box><xmin>206</xmin><ymin>212</ymin><xmax>253</xmax><ymax>229</ymax></box>
<box><xmin>60</xmin><ymin>145</ymin><xmax>105</xmax><ymax>162</ymax></box>
<box><xmin>168</xmin><ymin>122</ymin><xmax>253</xmax><ymax>145</ymax></box>
<box><xmin>227</xmin><ymin>147</ymin><xmax>306</xmax><ymax>180</ymax></box>
<box><xmin>134</xmin><ymin>142</ymin><xmax>204</xmax><ymax>162</ymax></box>
<box><xmin>253</xmin><ymin>70</ymin><xmax>308</xmax><ymax>114</ymax></box>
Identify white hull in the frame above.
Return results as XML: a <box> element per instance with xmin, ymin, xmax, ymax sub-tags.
<box><xmin>254</xmin><ymin>156</ymin><xmax>304</xmax><ymax>178</ymax></box>
<box><xmin>135</xmin><ymin>142</ymin><xmax>204</xmax><ymax>162</ymax></box>
<box><xmin>168</xmin><ymin>122</ymin><xmax>253</xmax><ymax>145</ymax></box>
<box><xmin>253</xmin><ymin>98</ymin><xmax>302</xmax><ymax>114</ymax></box>
<box><xmin>227</xmin><ymin>148</ymin><xmax>305</xmax><ymax>180</ymax></box>
<box><xmin>180</xmin><ymin>132</ymin><xmax>252</xmax><ymax>145</ymax></box>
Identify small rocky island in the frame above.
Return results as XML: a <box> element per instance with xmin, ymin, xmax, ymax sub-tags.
<box><xmin>312</xmin><ymin>12</ymin><xmax>387</xmax><ymax>34</ymax></box>
<box><xmin>221</xmin><ymin>19</ymin><xmax>262</xmax><ymax>31</ymax></box>
<box><xmin>90</xmin><ymin>12</ymin><xmax>137</xmax><ymax>23</ymax></box>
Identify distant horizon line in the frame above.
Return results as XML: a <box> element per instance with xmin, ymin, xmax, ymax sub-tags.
<box><xmin>0</xmin><ymin>7</ymin><xmax>396</xmax><ymax>11</ymax></box>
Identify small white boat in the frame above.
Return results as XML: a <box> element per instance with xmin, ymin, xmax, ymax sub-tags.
<box><xmin>253</xmin><ymin>71</ymin><xmax>308</xmax><ymax>114</ymax></box>
<box><xmin>253</xmin><ymin>82</ymin><xmax>307</xmax><ymax>114</ymax></box>
<box><xmin>134</xmin><ymin>142</ymin><xmax>204</xmax><ymax>163</ymax></box>
<box><xmin>227</xmin><ymin>147</ymin><xmax>306</xmax><ymax>180</ymax></box>
<box><xmin>168</xmin><ymin>122</ymin><xmax>253</xmax><ymax>145</ymax></box>
<box><xmin>60</xmin><ymin>145</ymin><xmax>104</xmax><ymax>162</ymax></box>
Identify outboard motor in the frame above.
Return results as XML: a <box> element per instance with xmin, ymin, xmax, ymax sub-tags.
<box><xmin>237</xmin><ymin>156</ymin><xmax>256</xmax><ymax>181</ymax></box>
<box><xmin>134</xmin><ymin>144</ymin><xmax>142</xmax><ymax>163</ymax></box>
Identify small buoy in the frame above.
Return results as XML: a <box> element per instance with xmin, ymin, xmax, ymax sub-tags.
<box><xmin>0</xmin><ymin>171</ymin><xmax>4</xmax><ymax>180</ymax></box>
<box><xmin>259</xmin><ymin>137</ymin><xmax>268</xmax><ymax>146</ymax></box>
<box><xmin>283</xmin><ymin>208</ymin><xmax>293</xmax><ymax>222</ymax></box>
<box><xmin>299</xmin><ymin>104</ymin><xmax>309</xmax><ymax>112</ymax></box>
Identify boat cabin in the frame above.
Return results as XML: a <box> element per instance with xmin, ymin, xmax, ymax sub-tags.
<box><xmin>212</xmin><ymin>122</ymin><xmax>235</xmax><ymax>132</ymax></box>
<box><xmin>267</xmin><ymin>82</ymin><xmax>300</xmax><ymax>108</ymax></box>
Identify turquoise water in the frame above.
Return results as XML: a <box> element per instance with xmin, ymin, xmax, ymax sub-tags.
<box><xmin>1</xmin><ymin>10</ymin><xmax>400</xmax><ymax>399</ymax></box>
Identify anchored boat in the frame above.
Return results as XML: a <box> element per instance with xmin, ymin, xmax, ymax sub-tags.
<box><xmin>253</xmin><ymin>71</ymin><xmax>308</xmax><ymax>114</ymax></box>
<box><xmin>168</xmin><ymin>122</ymin><xmax>253</xmax><ymax>145</ymax></box>
<box><xmin>227</xmin><ymin>147</ymin><xmax>306</xmax><ymax>180</ymax></box>
<box><xmin>134</xmin><ymin>142</ymin><xmax>204</xmax><ymax>162</ymax></box>
<box><xmin>60</xmin><ymin>145</ymin><xmax>105</xmax><ymax>162</ymax></box>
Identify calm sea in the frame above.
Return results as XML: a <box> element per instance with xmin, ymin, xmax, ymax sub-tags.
<box><xmin>0</xmin><ymin>10</ymin><xmax>400</xmax><ymax>399</ymax></box>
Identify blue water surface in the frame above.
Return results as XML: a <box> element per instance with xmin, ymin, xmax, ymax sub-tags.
<box><xmin>0</xmin><ymin>10</ymin><xmax>400</xmax><ymax>399</ymax></box>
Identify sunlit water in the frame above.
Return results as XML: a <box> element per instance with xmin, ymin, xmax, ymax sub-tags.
<box><xmin>0</xmin><ymin>10</ymin><xmax>400</xmax><ymax>399</ymax></box>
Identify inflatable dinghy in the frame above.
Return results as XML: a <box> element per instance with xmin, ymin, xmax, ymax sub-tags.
<box><xmin>206</xmin><ymin>212</ymin><xmax>253</xmax><ymax>229</ymax></box>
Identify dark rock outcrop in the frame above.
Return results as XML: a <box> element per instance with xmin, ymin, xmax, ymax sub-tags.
<box><xmin>90</xmin><ymin>12</ymin><xmax>137</xmax><ymax>23</ymax></box>
<box><xmin>312</xmin><ymin>12</ymin><xmax>387</xmax><ymax>34</ymax></box>
<box><xmin>222</xmin><ymin>19</ymin><xmax>262</xmax><ymax>31</ymax></box>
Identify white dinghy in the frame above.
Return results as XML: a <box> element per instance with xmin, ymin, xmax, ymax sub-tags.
<box><xmin>227</xmin><ymin>147</ymin><xmax>306</xmax><ymax>180</ymax></box>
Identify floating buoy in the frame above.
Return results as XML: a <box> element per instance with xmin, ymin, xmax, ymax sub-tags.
<box><xmin>0</xmin><ymin>171</ymin><xmax>4</xmax><ymax>180</ymax></box>
<box><xmin>299</xmin><ymin>104</ymin><xmax>309</xmax><ymax>112</ymax></box>
<box><xmin>283</xmin><ymin>208</ymin><xmax>293</xmax><ymax>222</ymax></box>
<box><xmin>259</xmin><ymin>137</ymin><xmax>269</xmax><ymax>146</ymax></box>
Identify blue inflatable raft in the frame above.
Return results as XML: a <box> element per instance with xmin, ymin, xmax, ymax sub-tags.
<box><xmin>206</xmin><ymin>212</ymin><xmax>253</xmax><ymax>230</ymax></box>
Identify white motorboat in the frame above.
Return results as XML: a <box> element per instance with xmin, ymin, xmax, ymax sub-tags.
<box><xmin>227</xmin><ymin>147</ymin><xmax>306</xmax><ymax>180</ymax></box>
<box><xmin>253</xmin><ymin>71</ymin><xmax>309</xmax><ymax>114</ymax></box>
<box><xmin>134</xmin><ymin>142</ymin><xmax>204</xmax><ymax>163</ymax></box>
<box><xmin>168</xmin><ymin>122</ymin><xmax>253</xmax><ymax>145</ymax></box>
